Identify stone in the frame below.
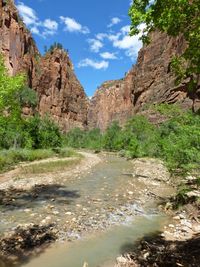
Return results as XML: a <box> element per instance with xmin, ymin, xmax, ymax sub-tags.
<box><xmin>52</xmin><ymin>211</ymin><xmax>59</xmax><ymax>215</ymax></box>
<box><xmin>192</xmin><ymin>224</ymin><xmax>200</xmax><ymax>233</ymax></box>
<box><xmin>116</xmin><ymin>256</ymin><xmax>128</xmax><ymax>264</ymax></box>
<box><xmin>173</xmin><ymin>215</ymin><xmax>181</xmax><ymax>220</ymax></box>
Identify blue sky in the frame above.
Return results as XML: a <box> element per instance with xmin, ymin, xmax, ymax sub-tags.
<box><xmin>15</xmin><ymin>0</ymin><xmax>143</xmax><ymax>97</ymax></box>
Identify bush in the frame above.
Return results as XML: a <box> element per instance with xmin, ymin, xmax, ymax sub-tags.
<box><xmin>158</xmin><ymin>111</ymin><xmax>200</xmax><ymax>172</ymax></box>
<box><xmin>0</xmin><ymin>149</ymin><xmax>54</xmax><ymax>172</ymax></box>
<box><xmin>64</xmin><ymin>128</ymin><xmax>103</xmax><ymax>150</ymax></box>
<box><xmin>64</xmin><ymin>108</ymin><xmax>200</xmax><ymax>176</ymax></box>
<box><xmin>25</xmin><ymin>115</ymin><xmax>62</xmax><ymax>149</ymax></box>
<box><xmin>103</xmin><ymin>121</ymin><xmax>122</xmax><ymax>151</ymax></box>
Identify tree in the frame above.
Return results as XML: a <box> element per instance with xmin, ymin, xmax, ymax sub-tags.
<box><xmin>129</xmin><ymin>0</ymin><xmax>200</xmax><ymax>108</ymax></box>
<box><xmin>0</xmin><ymin>55</ymin><xmax>26</xmax><ymax>148</ymax></box>
<box><xmin>0</xmin><ymin>55</ymin><xmax>25</xmax><ymax>118</ymax></box>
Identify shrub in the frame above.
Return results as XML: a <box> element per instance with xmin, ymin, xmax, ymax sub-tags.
<box><xmin>25</xmin><ymin>115</ymin><xmax>62</xmax><ymax>149</ymax></box>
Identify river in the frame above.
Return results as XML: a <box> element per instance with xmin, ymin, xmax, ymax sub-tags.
<box><xmin>0</xmin><ymin>153</ymin><xmax>174</xmax><ymax>267</ymax></box>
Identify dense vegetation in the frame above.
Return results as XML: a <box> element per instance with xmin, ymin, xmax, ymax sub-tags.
<box><xmin>0</xmin><ymin>55</ymin><xmax>61</xmax><ymax>150</ymax></box>
<box><xmin>65</xmin><ymin>105</ymin><xmax>200</xmax><ymax>174</ymax></box>
<box><xmin>0</xmin><ymin>55</ymin><xmax>65</xmax><ymax>171</ymax></box>
<box><xmin>129</xmin><ymin>0</ymin><xmax>200</xmax><ymax>103</ymax></box>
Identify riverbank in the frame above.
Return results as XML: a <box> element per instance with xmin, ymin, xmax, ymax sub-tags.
<box><xmin>0</xmin><ymin>153</ymin><xmax>175</xmax><ymax>267</ymax></box>
<box><xmin>115</xmin><ymin>182</ymin><xmax>200</xmax><ymax>267</ymax></box>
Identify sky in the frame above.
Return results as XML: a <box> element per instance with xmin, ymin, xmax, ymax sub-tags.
<box><xmin>15</xmin><ymin>0</ymin><xmax>143</xmax><ymax>97</ymax></box>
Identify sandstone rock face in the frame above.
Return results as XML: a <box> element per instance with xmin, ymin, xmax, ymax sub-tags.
<box><xmin>33</xmin><ymin>49</ymin><xmax>88</xmax><ymax>131</ymax></box>
<box><xmin>87</xmin><ymin>78</ymin><xmax>133</xmax><ymax>131</ymax></box>
<box><xmin>88</xmin><ymin>31</ymin><xmax>200</xmax><ymax>131</ymax></box>
<box><xmin>0</xmin><ymin>0</ymin><xmax>88</xmax><ymax>131</ymax></box>
<box><xmin>0</xmin><ymin>0</ymin><xmax>39</xmax><ymax>85</ymax></box>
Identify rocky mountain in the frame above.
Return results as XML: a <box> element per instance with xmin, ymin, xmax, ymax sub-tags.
<box><xmin>0</xmin><ymin>0</ymin><xmax>88</xmax><ymax>131</ymax></box>
<box><xmin>88</xmin><ymin>31</ymin><xmax>200</xmax><ymax>131</ymax></box>
<box><xmin>87</xmin><ymin>77</ymin><xmax>133</xmax><ymax>131</ymax></box>
<box><xmin>33</xmin><ymin>49</ymin><xmax>88</xmax><ymax>131</ymax></box>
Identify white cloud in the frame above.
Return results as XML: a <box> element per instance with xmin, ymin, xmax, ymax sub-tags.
<box><xmin>95</xmin><ymin>24</ymin><xmax>145</xmax><ymax>61</ymax></box>
<box><xmin>78</xmin><ymin>58</ymin><xmax>109</xmax><ymax>70</ymax></box>
<box><xmin>100</xmin><ymin>52</ymin><xmax>117</xmax><ymax>60</ymax></box>
<box><xmin>60</xmin><ymin>16</ymin><xmax>90</xmax><ymax>34</ymax></box>
<box><xmin>17</xmin><ymin>2</ymin><xmax>38</xmax><ymax>26</ymax></box>
<box><xmin>111</xmin><ymin>24</ymin><xmax>145</xmax><ymax>60</ymax></box>
<box><xmin>30</xmin><ymin>26</ymin><xmax>40</xmax><ymax>35</ymax></box>
<box><xmin>108</xmin><ymin>17</ymin><xmax>121</xmax><ymax>28</ymax></box>
<box><xmin>96</xmin><ymin>33</ymin><xmax>108</xmax><ymax>41</ymax></box>
<box><xmin>43</xmin><ymin>19</ymin><xmax>58</xmax><ymax>31</ymax></box>
<box><xmin>87</xmin><ymin>39</ymin><xmax>103</xmax><ymax>53</ymax></box>
<box><xmin>121</xmin><ymin>25</ymin><xmax>130</xmax><ymax>35</ymax></box>
<box><xmin>16</xmin><ymin>2</ymin><xmax>58</xmax><ymax>37</ymax></box>
<box><xmin>113</xmin><ymin>35</ymin><xmax>143</xmax><ymax>59</ymax></box>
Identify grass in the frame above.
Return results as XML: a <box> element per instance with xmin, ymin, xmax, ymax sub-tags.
<box><xmin>20</xmin><ymin>158</ymin><xmax>81</xmax><ymax>174</ymax></box>
<box><xmin>0</xmin><ymin>147</ymin><xmax>80</xmax><ymax>173</ymax></box>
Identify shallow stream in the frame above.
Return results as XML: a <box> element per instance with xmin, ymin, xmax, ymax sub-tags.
<box><xmin>0</xmin><ymin>154</ymin><xmax>173</xmax><ymax>267</ymax></box>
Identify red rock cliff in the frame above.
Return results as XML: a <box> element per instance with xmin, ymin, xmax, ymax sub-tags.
<box><xmin>0</xmin><ymin>0</ymin><xmax>39</xmax><ymax>86</ymax></box>
<box><xmin>0</xmin><ymin>0</ymin><xmax>88</xmax><ymax>131</ymax></box>
<box><xmin>33</xmin><ymin>49</ymin><xmax>88</xmax><ymax>131</ymax></box>
<box><xmin>88</xmin><ymin>31</ymin><xmax>200</xmax><ymax>131</ymax></box>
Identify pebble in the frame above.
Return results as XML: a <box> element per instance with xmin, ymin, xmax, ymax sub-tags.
<box><xmin>24</xmin><ymin>209</ymin><xmax>31</xmax><ymax>213</ymax></box>
<box><xmin>52</xmin><ymin>211</ymin><xmax>59</xmax><ymax>215</ymax></box>
<box><xmin>192</xmin><ymin>224</ymin><xmax>200</xmax><ymax>232</ymax></box>
<box><xmin>65</xmin><ymin>212</ymin><xmax>72</xmax><ymax>215</ymax></box>
<box><xmin>173</xmin><ymin>215</ymin><xmax>180</xmax><ymax>220</ymax></box>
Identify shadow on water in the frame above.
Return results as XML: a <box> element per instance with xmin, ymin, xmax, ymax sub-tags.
<box><xmin>120</xmin><ymin>231</ymin><xmax>200</xmax><ymax>267</ymax></box>
<box><xmin>0</xmin><ymin>184</ymin><xmax>80</xmax><ymax>211</ymax></box>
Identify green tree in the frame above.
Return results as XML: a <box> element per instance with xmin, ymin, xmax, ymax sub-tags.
<box><xmin>0</xmin><ymin>55</ymin><xmax>26</xmax><ymax>148</ymax></box>
<box><xmin>129</xmin><ymin>0</ymin><xmax>200</xmax><ymax>108</ymax></box>
<box><xmin>0</xmin><ymin>55</ymin><xmax>25</xmax><ymax>118</ymax></box>
<box><xmin>103</xmin><ymin>121</ymin><xmax>123</xmax><ymax>151</ymax></box>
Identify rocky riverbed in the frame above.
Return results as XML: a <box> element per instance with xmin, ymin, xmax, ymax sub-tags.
<box><xmin>0</xmin><ymin>152</ymin><xmax>175</xmax><ymax>266</ymax></box>
<box><xmin>115</xmin><ymin>192</ymin><xmax>200</xmax><ymax>267</ymax></box>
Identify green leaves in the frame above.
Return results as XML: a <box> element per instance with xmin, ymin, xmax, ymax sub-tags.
<box><xmin>0</xmin><ymin>55</ymin><xmax>25</xmax><ymax>119</ymax></box>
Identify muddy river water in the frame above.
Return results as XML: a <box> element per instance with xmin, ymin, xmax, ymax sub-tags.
<box><xmin>0</xmin><ymin>154</ymin><xmax>174</xmax><ymax>267</ymax></box>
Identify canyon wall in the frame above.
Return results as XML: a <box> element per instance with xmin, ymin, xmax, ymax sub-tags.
<box><xmin>0</xmin><ymin>0</ymin><xmax>88</xmax><ymax>131</ymax></box>
<box><xmin>0</xmin><ymin>0</ymin><xmax>39</xmax><ymax>85</ymax></box>
<box><xmin>33</xmin><ymin>49</ymin><xmax>88</xmax><ymax>131</ymax></box>
<box><xmin>1</xmin><ymin>0</ymin><xmax>200</xmax><ymax>132</ymax></box>
<box><xmin>88</xmin><ymin>31</ymin><xmax>200</xmax><ymax>131</ymax></box>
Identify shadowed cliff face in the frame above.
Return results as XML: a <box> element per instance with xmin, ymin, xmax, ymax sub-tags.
<box><xmin>0</xmin><ymin>0</ymin><xmax>88</xmax><ymax>131</ymax></box>
<box><xmin>88</xmin><ymin>31</ymin><xmax>200</xmax><ymax>131</ymax></box>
